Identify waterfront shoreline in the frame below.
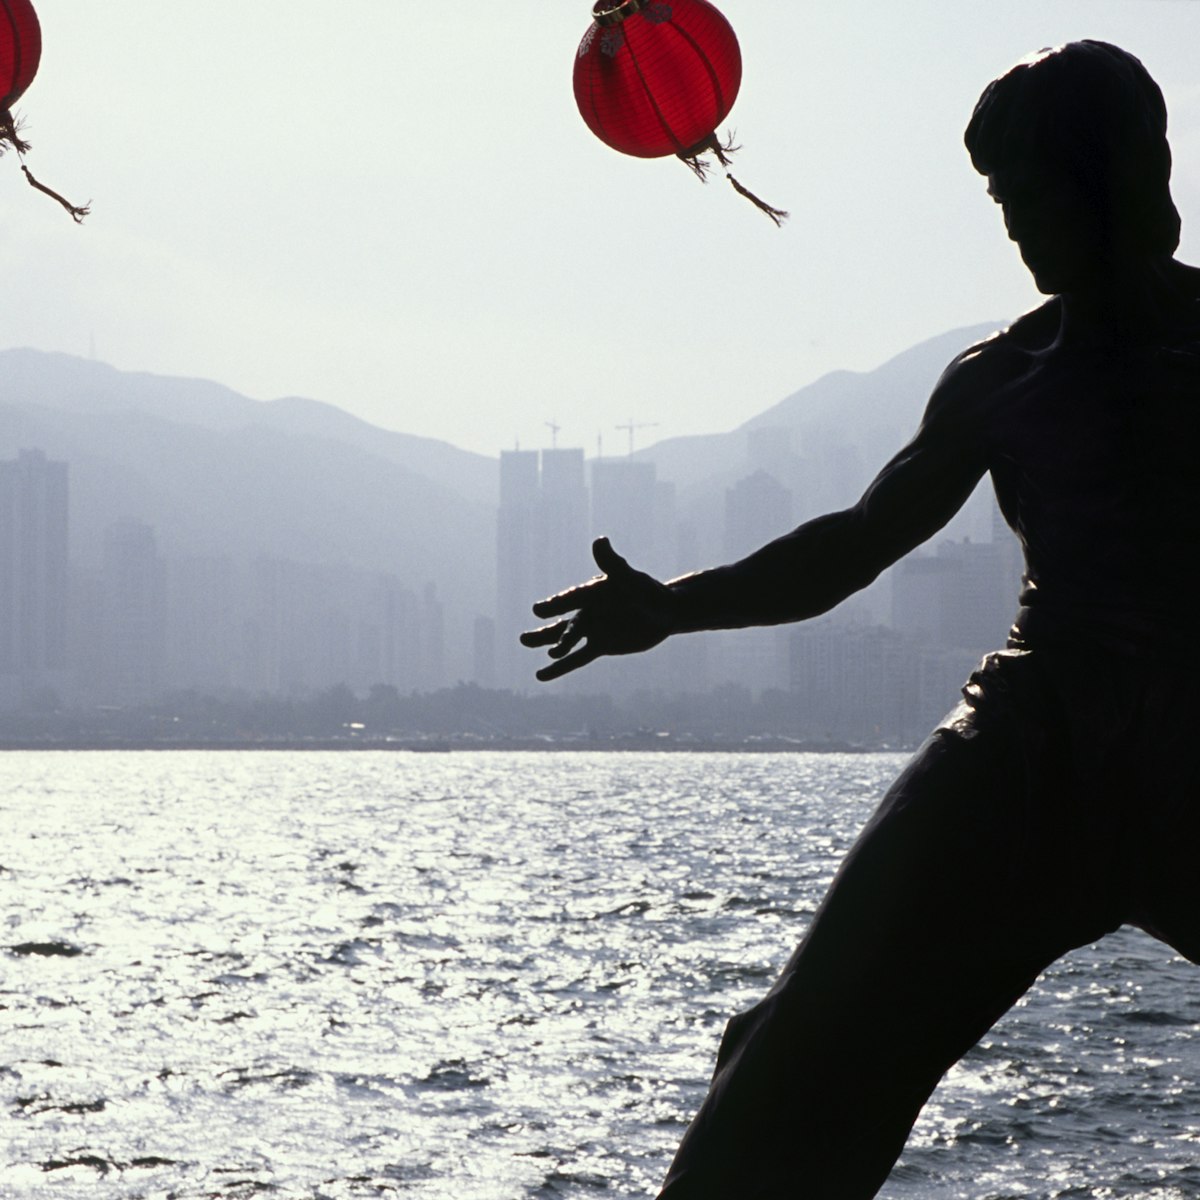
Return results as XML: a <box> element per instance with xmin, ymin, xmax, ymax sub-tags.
<box><xmin>0</xmin><ymin>735</ymin><xmax>888</xmax><ymax>753</ymax></box>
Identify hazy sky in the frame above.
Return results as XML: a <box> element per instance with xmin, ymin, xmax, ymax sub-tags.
<box><xmin>4</xmin><ymin>1</ymin><xmax>1200</xmax><ymax>457</ymax></box>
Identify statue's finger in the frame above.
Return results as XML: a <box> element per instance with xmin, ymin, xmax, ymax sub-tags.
<box><xmin>532</xmin><ymin>577</ymin><xmax>603</xmax><ymax>619</ymax></box>
<box><xmin>548</xmin><ymin>623</ymin><xmax>585</xmax><ymax>658</ymax></box>
<box><xmin>536</xmin><ymin>645</ymin><xmax>599</xmax><ymax>682</ymax></box>
<box><xmin>520</xmin><ymin>621</ymin><xmax>568</xmax><ymax>648</ymax></box>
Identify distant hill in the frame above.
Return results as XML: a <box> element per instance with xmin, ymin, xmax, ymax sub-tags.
<box><xmin>0</xmin><ymin>348</ymin><xmax>498</xmax><ymax>507</ymax></box>
<box><xmin>0</xmin><ymin>350</ymin><xmax>499</xmax><ymax>630</ymax></box>
<box><xmin>743</xmin><ymin>324</ymin><xmax>999</xmax><ymax>435</ymax></box>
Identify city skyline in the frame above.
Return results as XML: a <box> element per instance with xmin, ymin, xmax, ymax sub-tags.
<box><xmin>0</xmin><ymin>329</ymin><xmax>1026</xmax><ymax>744</ymax></box>
<box><xmin>0</xmin><ymin>437</ymin><xmax>1020</xmax><ymax>748</ymax></box>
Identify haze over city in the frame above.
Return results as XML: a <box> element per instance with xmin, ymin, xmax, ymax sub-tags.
<box><xmin>3</xmin><ymin>326</ymin><xmax>1021</xmax><ymax>746</ymax></box>
<box><xmin>4</xmin><ymin>1</ymin><xmax>1200</xmax><ymax>456</ymax></box>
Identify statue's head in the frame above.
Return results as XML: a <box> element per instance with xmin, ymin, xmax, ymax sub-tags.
<box><xmin>965</xmin><ymin>41</ymin><xmax>1180</xmax><ymax>291</ymax></box>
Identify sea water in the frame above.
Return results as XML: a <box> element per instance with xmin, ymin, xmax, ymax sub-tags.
<box><xmin>1</xmin><ymin>750</ymin><xmax>1197</xmax><ymax>1199</ymax></box>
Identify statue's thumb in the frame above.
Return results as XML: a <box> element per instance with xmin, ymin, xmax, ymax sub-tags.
<box><xmin>592</xmin><ymin>536</ymin><xmax>628</xmax><ymax>576</ymax></box>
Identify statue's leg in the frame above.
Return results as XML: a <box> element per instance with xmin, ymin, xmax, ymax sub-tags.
<box><xmin>658</xmin><ymin>652</ymin><xmax>1119</xmax><ymax>1200</ymax></box>
<box><xmin>1137</xmin><ymin>832</ymin><xmax>1200</xmax><ymax>965</ymax></box>
<box><xmin>1122</xmin><ymin>660</ymin><xmax>1200</xmax><ymax>966</ymax></box>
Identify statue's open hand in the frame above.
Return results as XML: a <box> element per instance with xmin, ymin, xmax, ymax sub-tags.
<box><xmin>520</xmin><ymin>537</ymin><xmax>677</xmax><ymax>681</ymax></box>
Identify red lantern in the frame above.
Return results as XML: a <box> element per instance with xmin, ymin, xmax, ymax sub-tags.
<box><xmin>574</xmin><ymin>0</ymin><xmax>785</xmax><ymax>224</ymax></box>
<box><xmin>1</xmin><ymin>0</ymin><xmax>87</xmax><ymax>221</ymax></box>
<box><xmin>1</xmin><ymin>0</ymin><xmax>41</xmax><ymax>137</ymax></box>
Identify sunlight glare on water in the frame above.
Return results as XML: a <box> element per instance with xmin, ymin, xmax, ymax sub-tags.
<box><xmin>0</xmin><ymin>750</ymin><xmax>1197</xmax><ymax>1199</ymax></box>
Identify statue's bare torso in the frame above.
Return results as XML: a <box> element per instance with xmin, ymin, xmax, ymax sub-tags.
<box><xmin>946</xmin><ymin>273</ymin><xmax>1200</xmax><ymax>653</ymax></box>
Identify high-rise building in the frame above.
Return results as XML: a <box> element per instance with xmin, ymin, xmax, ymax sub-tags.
<box><xmin>723</xmin><ymin>469</ymin><xmax>793</xmax><ymax>561</ymax></box>
<box><xmin>241</xmin><ymin>555</ymin><xmax>309</xmax><ymax>693</ymax></box>
<box><xmin>496</xmin><ymin>449</ymin><xmax>540</xmax><ymax>690</ymax></box>
<box><xmin>495</xmin><ymin>446</ymin><xmax>680</xmax><ymax>691</ymax></box>
<box><xmin>803</xmin><ymin>430</ymin><xmax>867</xmax><ymax>513</ymax></box>
<box><xmin>366</xmin><ymin>572</ymin><xmax>419</xmax><ymax>692</ymax></box>
<box><xmin>892</xmin><ymin>538</ymin><xmax>1015</xmax><ymax>655</ymax></box>
<box><xmin>707</xmin><ymin>627</ymin><xmax>793</xmax><ymax>695</ymax></box>
<box><xmin>937</xmin><ymin>538</ymin><xmax>1016</xmax><ymax>651</ymax></box>
<box><xmin>536</xmin><ymin>447</ymin><xmax>589</xmax><ymax>600</ymax></box>
<box><xmin>418</xmin><ymin>581</ymin><xmax>445</xmax><ymax>691</ymax></box>
<box><xmin>0</xmin><ymin>449</ymin><xmax>69</xmax><ymax>702</ymax></box>
<box><xmin>166</xmin><ymin>555</ymin><xmax>238</xmax><ymax>692</ymax></box>
<box><xmin>473</xmin><ymin>615</ymin><xmax>496</xmax><ymax>688</ymax></box>
<box><xmin>891</xmin><ymin>554</ymin><xmax>958</xmax><ymax>644</ymax></box>
<box><xmin>590</xmin><ymin>458</ymin><xmax>659</xmax><ymax>569</ymax></box>
<box><xmin>744</xmin><ymin>426</ymin><xmax>812</xmax><ymax>520</ymax></box>
<box><xmin>789</xmin><ymin>620</ymin><xmax>917</xmax><ymax>744</ymax></box>
<box><xmin>102</xmin><ymin>519</ymin><xmax>166</xmax><ymax>703</ymax></box>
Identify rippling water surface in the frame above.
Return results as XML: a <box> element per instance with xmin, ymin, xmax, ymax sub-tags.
<box><xmin>1</xmin><ymin>750</ymin><xmax>1197</xmax><ymax>1199</ymax></box>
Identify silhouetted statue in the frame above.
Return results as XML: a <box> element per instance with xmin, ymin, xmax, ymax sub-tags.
<box><xmin>522</xmin><ymin>41</ymin><xmax>1200</xmax><ymax>1198</ymax></box>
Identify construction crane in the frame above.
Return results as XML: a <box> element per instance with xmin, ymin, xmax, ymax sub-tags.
<box><xmin>544</xmin><ymin>420</ymin><xmax>561</xmax><ymax>450</ymax></box>
<box><xmin>615</xmin><ymin>419</ymin><xmax>659</xmax><ymax>457</ymax></box>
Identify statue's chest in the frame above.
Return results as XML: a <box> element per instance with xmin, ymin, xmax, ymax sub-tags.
<box><xmin>988</xmin><ymin>347</ymin><xmax>1200</xmax><ymax>526</ymax></box>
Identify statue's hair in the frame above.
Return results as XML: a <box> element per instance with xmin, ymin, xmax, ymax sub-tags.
<box><xmin>965</xmin><ymin>40</ymin><xmax>1180</xmax><ymax>255</ymax></box>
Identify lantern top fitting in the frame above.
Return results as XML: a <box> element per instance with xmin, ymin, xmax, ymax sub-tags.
<box><xmin>574</xmin><ymin>0</ymin><xmax>786</xmax><ymax>225</ymax></box>
<box><xmin>591</xmin><ymin>0</ymin><xmax>651</xmax><ymax>27</ymax></box>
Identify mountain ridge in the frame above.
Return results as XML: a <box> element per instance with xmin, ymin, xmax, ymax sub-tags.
<box><xmin>0</xmin><ymin>347</ymin><xmax>499</xmax><ymax>508</ymax></box>
<box><xmin>1</xmin><ymin>320</ymin><xmax>1004</xmax><ymax>482</ymax></box>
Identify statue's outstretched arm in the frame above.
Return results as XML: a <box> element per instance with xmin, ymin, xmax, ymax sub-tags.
<box><xmin>670</xmin><ymin>378</ymin><xmax>989</xmax><ymax>630</ymax></box>
<box><xmin>522</xmin><ymin>360</ymin><xmax>989</xmax><ymax>680</ymax></box>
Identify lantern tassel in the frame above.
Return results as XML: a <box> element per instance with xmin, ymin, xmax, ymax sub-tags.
<box><xmin>679</xmin><ymin>132</ymin><xmax>787</xmax><ymax>226</ymax></box>
<box><xmin>725</xmin><ymin>173</ymin><xmax>788</xmax><ymax>228</ymax></box>
<box><xmin>20</xmin><ymin>164</ymin><xmax>90</xmax><ymax>223</ymax></box>
<box><xmin>678</xmin><ymin>130</ymin><xmax>738</xmax><ymax>180</ymax></box>
<box><xmin>2</xmin><ymin>108</ymin><xmax>90</xmax><ymax>222</ymax></box>
<box><xmin>709</xmin><ymin>131</ymin><xmax>739</xmax><ymax>168</ymax></box>
<box><xmin>0</xmin><ymin>108</ymin><xmax>32</xmax><ymax>155</ymax></box>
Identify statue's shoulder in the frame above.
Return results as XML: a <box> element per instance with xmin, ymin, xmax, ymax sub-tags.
<box><xmin>956</xmin><ymin>300</ymin><xmax>1060</xmax><ymax>371</ymax></box>
<box><xmin>927</xmin><ymin>303</ymin><xmax>1058</xmax><ymax>420</ymax></box>
<box><xmin>1163</xmin><ymin>261</ymin><xmax>1200</xmax><ymax>349</ymax></box>
<box><xmin>998</xmin><ymin>298</ymin><xmax>1063</xmax><ymax>352</ymax></box>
